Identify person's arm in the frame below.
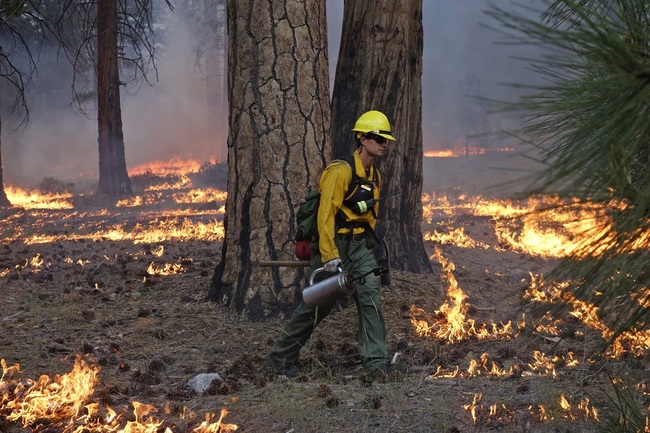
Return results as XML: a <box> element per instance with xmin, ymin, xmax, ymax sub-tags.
<box><xmin>317</xmin><ymin>162</ymin><xmax>351</xmax><ymax>264</ymax></box>
<box><xmin>369</xmin><ymin>166</ymin><xmax>381</xmax><ymax>230</ymax></box>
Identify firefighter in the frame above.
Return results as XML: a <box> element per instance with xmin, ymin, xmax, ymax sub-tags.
<box><xmin>265</xmin><ymin>110</ymin><xmax>404</xmax><ymax>378</ymax></box>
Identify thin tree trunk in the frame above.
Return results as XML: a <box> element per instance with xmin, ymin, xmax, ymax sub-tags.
<box><xmin>204</xmin><ymin>0</ymin><xmax>228</xmax><ymax>162</ymax></box>
<box><xmin>208</xmin><ymin>0</ymin><xmax>330</xmax><ymax>319</ymax></box>
<box><xmin>96</xmin><ymin>0</ymin><xmax>131</xmax><ymax>196</ymax></box>
<box><xmin>0</xmin><ymin>110</ymin><xmax>11</xmax><ymax>207</ymax></box>
<box><xmin>331</xmin><ymin>0</ymin><xmax>431</xmax><ymax>273</ymax></box>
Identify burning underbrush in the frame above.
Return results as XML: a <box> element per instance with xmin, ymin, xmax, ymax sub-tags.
<box><xmin>1</xmin><ymin>156</ymin><xmax>648</xmax><ymax>432</ymax></box>
<box><xmin>0</xmin><ymin>356</ymin><xmax>238</xmax><ymax>432</ymax></box>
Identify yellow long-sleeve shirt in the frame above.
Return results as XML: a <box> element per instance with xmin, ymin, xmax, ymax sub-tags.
<box><xmin>317</xmin><ymin>150</ymin><xmax>381</xmax><ymax>263</ymax></box>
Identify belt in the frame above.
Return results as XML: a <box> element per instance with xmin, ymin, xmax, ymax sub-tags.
<box><xmin>336</xmin><ymin>232</ymin><xmax>365</xmax><ymax>241</ymax></box>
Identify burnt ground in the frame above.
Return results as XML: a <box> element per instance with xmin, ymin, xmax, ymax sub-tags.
<box><xmin>0</xmin><ymin>154</ymin><xmax>647</xmax><ymax>433</ymax></box>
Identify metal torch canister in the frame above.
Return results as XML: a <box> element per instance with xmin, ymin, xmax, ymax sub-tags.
<box><xmin>302</xmin><ymin>267</ymin><xmax>356</xmax><ymax>309</ymax></box>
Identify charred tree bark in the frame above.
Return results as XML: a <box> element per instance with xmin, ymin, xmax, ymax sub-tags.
<box><xmin>96</xmin><ymin>0</ymin><xmax>131</xmax><ymax>197</ymax></box>
<box><xmin>208</xmin><ymin>0</ymin><xmax>330</xmax><ymax>319</ymax></box>
<box><xmin>331</xmin><ymin>1</ymin><xmax>431</xmax><ymax>273</ymax></box>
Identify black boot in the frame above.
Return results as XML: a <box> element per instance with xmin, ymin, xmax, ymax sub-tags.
<box><xmin>264</xmin><ymin>355</ymin><xmax>297</xmax><ymax>378</ymax></box>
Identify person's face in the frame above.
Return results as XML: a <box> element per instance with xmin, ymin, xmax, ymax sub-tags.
<box><xmin>361</xmin><ymin>133</ymin><xmax>389</xmax><ymax>157</ymax></box>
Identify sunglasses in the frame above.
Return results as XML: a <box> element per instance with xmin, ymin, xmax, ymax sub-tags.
<box><xmin>364</xmin><ymin>133</ymin><xmax>388</xmax><ymax>145</ymax></box>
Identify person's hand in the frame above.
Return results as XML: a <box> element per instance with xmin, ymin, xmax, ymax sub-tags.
<box><xmin>324</xmin><ymin>258</ymin><xmax>342</xmax><ymax>273</ymax></box>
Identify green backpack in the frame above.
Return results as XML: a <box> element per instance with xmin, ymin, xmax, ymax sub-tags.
<box><xmin>294</xmin><ymin>189</ymin><xmax>324</xmax><ymax>246</ymax></box>
<box><xmin>294</xmin><ymin>156</ymin><xmax>375</xmax><ymax>259</ymax></box>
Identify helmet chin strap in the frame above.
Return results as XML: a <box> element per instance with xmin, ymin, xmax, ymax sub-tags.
<box><xmin>358</xmin><ymin>140</ymin><xmax>375</xmax><ymax>169</ymax></box>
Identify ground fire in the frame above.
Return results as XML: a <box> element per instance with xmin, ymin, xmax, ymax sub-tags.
<box><xmin>0</xmin><ymin>356</ymin><xmax>237</xmax><ymax>432</ymax></box>
<box><xmin>411</xmin><ymin>217</ymin><xmax>647</xmax><ymax>427</ymax></box>
<box><xmin>1</xmin><ymin>156</ymin><xmax>648</xmax><ymax>431</ymax></box>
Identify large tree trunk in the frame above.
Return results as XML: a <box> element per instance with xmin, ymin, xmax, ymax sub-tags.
<box><xmin>0</xmin><ymin>113</ymin><xmax>11</xmax><ymax>207</ymax></box>
<box><xmin>96</xmin><ymin>0</ymin><xmax>131</xmax><ymax>196</ymax></box>
<box><xmin>331</xmin><ymin>1</ymin><xmax>431</xmax><ymax>273</ymax></box>
<box><xmin>208</xmin><ymin>0</ymin><xmax>330</xmax><ymax>319</ymax></box>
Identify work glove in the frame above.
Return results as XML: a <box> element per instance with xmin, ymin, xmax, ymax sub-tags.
<box><xmin>323</xmin><ymin>258</ymin><xmax>342</xmax><ymax>273</ymax></box>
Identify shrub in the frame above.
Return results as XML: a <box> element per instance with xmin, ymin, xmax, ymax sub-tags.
<box><xmin>38</xmin><ymin>177</ymin><xmax>75</xmax><ymax>194</ymax></box>
<box><xmin>190</xmin><ymin>161</ymin><xmax>227</xmax><ymax>190</ymax></box>
<box><xmin>130</xmin><ymin>171</ymin><xmax>182</xmax><ymax>192</ymax></box>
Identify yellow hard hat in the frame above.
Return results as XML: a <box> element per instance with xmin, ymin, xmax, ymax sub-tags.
<box><xmin>351</xmin><ymin>110</ymin><xmax>396</xmax><ymax>141</ymax></box>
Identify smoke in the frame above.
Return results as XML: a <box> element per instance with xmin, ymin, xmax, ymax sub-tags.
<box><xmin>3</xmin><ymin>1</ymin><xmax>541</xmax><ymax>188</ymax></box>
<box><xmin>3</xmin><ymin>3</ymin><xmax>224</xmax><ymax>188</ymax></box>
<box><xmin>421</xmin><ymin>1</ymin><xmax>544</xmax><ymax>150</ymax></box>
<box><xmin>121</xmin><ymin>10</ymin><xmax>225</xmax><ymax>170</ymax></box>
<box><xmin>328</xmin><ymin>1</ymin><xmax>543</xmax><ymax>151</ymax></box>
<box><xmin>2</xmin><ymin>56</ymin><xmax>98</xmax><ymax>186</ymax></box>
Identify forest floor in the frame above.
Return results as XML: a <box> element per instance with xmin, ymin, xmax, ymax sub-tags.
<box><xmin>0</xmin><ymin>153</ymin><xmax>647</xmax><ymax>433</ymax></box>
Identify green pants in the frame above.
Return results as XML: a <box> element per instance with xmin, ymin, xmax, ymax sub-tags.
<box><xmin>268</xmin><ymin>236</ymin><xmax>388</xmax><ymax>372</ymax></box>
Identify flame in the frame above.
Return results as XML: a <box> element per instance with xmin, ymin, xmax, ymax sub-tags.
<box><xmin>2</xmin><ymin>356</ymin><xmax>99</xmax><ymax>429</ymax></box>
<box><xmin>129</xmin><ymin>157</ymin><xmax>217</xmax><ymax>177</ymax></box>
<box><xmin>63</xmin><ymin>257</ymin><xmax>91</xmax><ymax>267</ymax></box>
<box><xmin>423</xmin><ymin>225</ymin><xmax>489</xmax><ymax>249</ymax></box>
<box><xmin>116</xmin><ymin>188</ymin><xmax>226</xmax><ymax>208</ymax></box>
<box><xmin>463</xmin><ymin>391</ymin><xmax>599</xmax><ymax>425</ymax></box>
<box><xmin>24</xmin><ymin>253</ymin><xmax>45</xmax><ymax>269</ymax></box>
<box><xmin>462</xmin><ymin>393</ymin><xmax>515</xmax><ymax>426</ymax></box>
<box><xmin>3</xmin><ymin>157</ymin><xmax>646</xmax><ymax>431</ymax></box>
<box><xmin>463</xmin><ymin>392</ymin><xmax>482</xmax><ymax>424</ymax></box>
<box><xmin>529</xmin><ymin>394</ymin><xmax>599</xmax><ymax>421</ymax></box>
<box><xmin>426</xmin><ymin>348</ymin><xmax>580</xmax><ymax>383</ymax></box>
<box><xmin>193</xmin><ymin>409</ymin><xmax>238</xmax><ymax>433</ymax></box>
<box><xmin>5</xmin><ymin>186</ymin><xmax>74</xmax><ymax>210</ymax></box>
<box><xmin>421</xmin><ymin>194</ymin><xmax>647</xmax><ymax>258</ymax></box>
<box><xmin>173</xmin><ymin>188</ymin><xmax>227</xmax><ymax>204</ymax></box>
<box><xmin>521</xmin><ymin>351</ymin><xmax>578</xmax><ymax>379</ymax></box>
<box><xmin>466</xmin><ymin>352</ymin><xmax>516</xmax><ymax>378</ymax></box>
<box><xmin>424</xmin><ymin>147</ymin><xmax>514</xmax><ymax>158</ymax></box>
<box><xmin>410</xmin><ymin>246</ymin><xmax>515</xmax><ymax>342</ymax></box>
<box><xmin>0</xmin><ymin>357</ymin><xmax>237</xmax><ymax>432</ymax></box>
<box><xmin>1</xmin><ymin>157</ymin><xmax>227</xmax><ymax>247</ymax></box>
<box><xmin>428</xmin><ymin>365</ymin><xmax>460</xmax><ymax>379</ymax></box>
<box><xmin>16</xmin><ymin>215</ymin><xmax>225</xmax><ymax>246</ymax></box>
<box><xmin>433</xmin><ymin>246</ymin><xmax>469</xmax><ymax>342</ymax></box>
<box><xmin>146</xmin><ymin>261</ymin><xmax>187</xmax><ymax>276</ymax></box>
<box><xmin>525</xmin><ymin>274</ymin><xmax>650</xmax><ymax>357</ymax></box>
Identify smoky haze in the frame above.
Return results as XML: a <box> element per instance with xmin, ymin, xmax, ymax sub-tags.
<box><xmin>3</xmin><ymin>6</ymin><xmax>223</xmax><ymax>188</ymax></box>
<box><xmin>328</xmin><ymin>1</ymin><xmax>540</xmax><ymax>150</ymax></box>
<box><xmin>3</xmin><ymin>0</ymin><xmax>539</xmax><ymax>188</ymax></box>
